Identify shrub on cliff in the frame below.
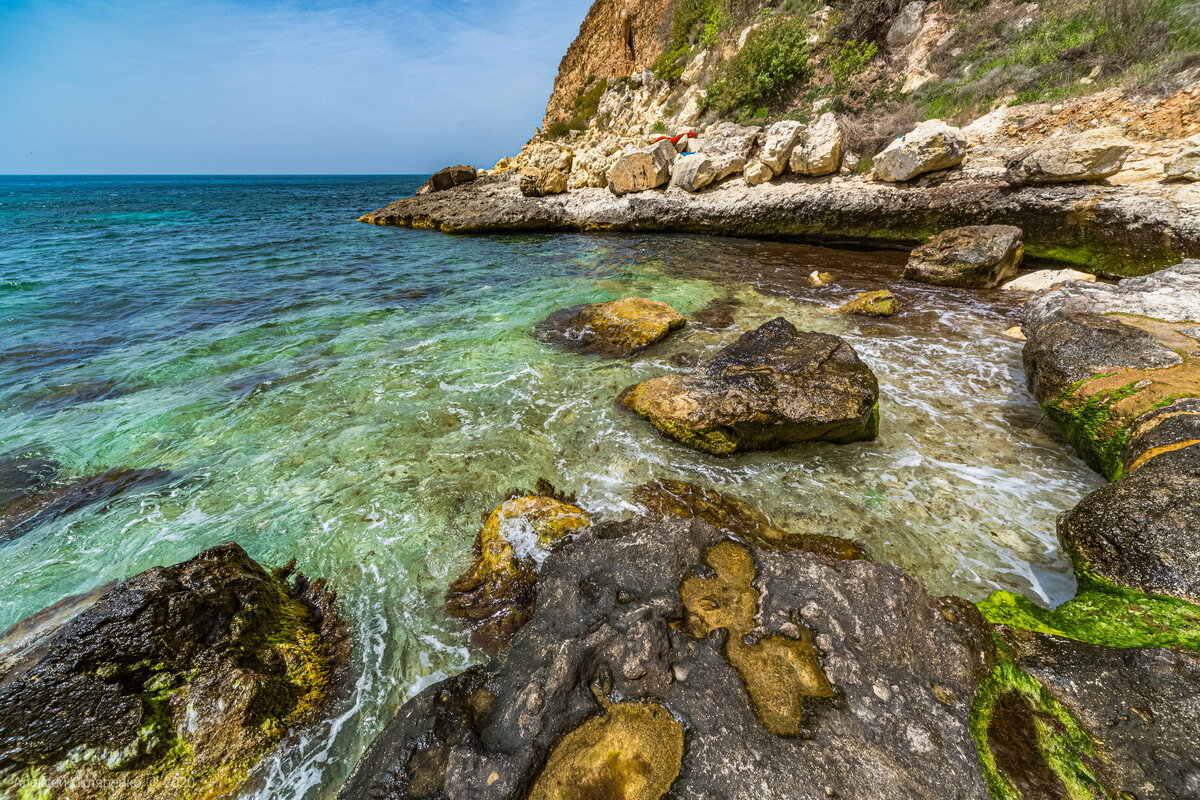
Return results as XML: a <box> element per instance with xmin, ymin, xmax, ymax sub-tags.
<box><xmin>703</xmin><ymin>15</ymin><xmax>811</xmax><ymax>117</ymax></box>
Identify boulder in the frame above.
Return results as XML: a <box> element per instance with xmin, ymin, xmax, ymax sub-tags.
<box><xmin>743</xmin><ymin>159</ymin><xmax>774</xmax><ymax>185</ymax></box>
<box><xmin>0</xmin><ymin>543</ymin><xmax>347</xmax><ymax>800</ymax></box>
<box><xmin>904</xmin><ymin>225</ymin><xmax>1024</xmax><ymax>289</ymax></box>
<box><xmin>872</xmin><ymin>120</ymin><xmax>967</xmax><ymax>182</ymax></box>
<box><xmin>887</xmin><ymin>0</ymin><xmax>928</xmax><ymax>50</ymax></box>
<box><xmin>671</xmin><ymin>153</ymin><xmax>716</xmax><ymax>192</ymax></box>
<box><xmin>630</xmin><ymin>479</ymin><xmax>865</xmax><ymax>559</ymax></box>
<box><xmin>339</xmin><ymin>517</ymin><xmax>995</xmax><ymax>800</ymax></box>
<box><xmin>695</xmin><ymin>122</ymin><xmax>761</xmax><ymax>163</ymax></box>
<box><xmin>418</xmin><ymin>164</ymin><xmax>477</xmax><ymax>194</ymax></box>
<box><xmin>789</xmin><ymin>112</ymin><xmax>843</xmax><ymax>177</ymax></box>
<box><xmin>445</xmin><ymin>493</ymin><xmax>590</xmax><ymax>650</ymax></box>
<box><xmin>710</xmin><ymin>152</ymin><xmax>748</xmax><ymax>181</ymax></box>
<box><xmin>1002</xmin><ymin>268</ymin><xmax>1097</xmax><ymax>292</ymax></box>
<box><xmin>536</xmin><ymin>296</ymin><xmax>686</xmax><ymax>356</ymax></box>
<box><xmin>835</xmin><ymin>289</ymin><xmax>900</xmax><ymax>317</ymax></box>
<box><xmin>618</xmin><ymin>317</ymin><xmax>879</xmax><ymax>455</ymax></box>
<box><xmin>1165</xmin><ymin>133</ymin><xmax>1200</xmax><ymax>182</ymax></box>
<box><xmin>1005</xmin><ymin>128</ymin><xmax>1134</xmax><ymax>185</ymax></box>
<box><xmin>519</xmin><ymin>168</ymin><xmax>568</xmax><ymax>198</ymax></box>
<box><xmin>1059</xmin><ymin>466</ymin><xmax>1200</xmax><ymax>604</ymax></box>
<box><xmin>608</xmin><ymin>140</ymin><xmax>676</xmax><ymax>195</ymax></box>
<box><xmin>760</xmin><ymin>120</ymin><xmax>804</xmax><ymax>173</ymax></box>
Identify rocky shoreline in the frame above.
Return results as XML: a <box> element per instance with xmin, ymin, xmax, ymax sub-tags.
<box><xmin>360</xmin><ymin>173</ymin><xmax>1199</xmax><ymax>277</ymax></box>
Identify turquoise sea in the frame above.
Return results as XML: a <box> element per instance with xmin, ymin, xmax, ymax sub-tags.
<box><xmin>0</xmin><ymin>175</ymin><xmax>1103</xmax><ymax>797</ymax></box>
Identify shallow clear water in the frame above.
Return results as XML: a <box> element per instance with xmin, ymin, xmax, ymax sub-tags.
<box><xmin>0</xmin><ymin>176</ymin><xmax>1102</xmax><ymax>797</ymax></box>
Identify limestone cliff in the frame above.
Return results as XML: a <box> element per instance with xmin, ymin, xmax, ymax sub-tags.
<box><xmin>542</xmin><ymin>0</ymin><xmax>674</xmax><ymax>129</ymax></box>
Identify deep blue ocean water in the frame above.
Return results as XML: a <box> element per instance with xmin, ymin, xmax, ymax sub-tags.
<box><xmin>0</xmin><ymin>175</ymin><xmax>1102</xmax><ymax>797</ymax></box>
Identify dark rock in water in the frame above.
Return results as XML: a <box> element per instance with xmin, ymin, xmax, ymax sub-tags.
<box><xmin>417</xmin><ymin>165</ymin><xmax>477</xmax><ymax>195</ymax></box>
<box><xmin>0</xmin><ymin>542</ymin><xmax>348</xmax><ymax>800</ymax></box>
<box><xmin>22</xmin><ymin>377</ymin><xmax>121</xmax><ymax>412</ymax></box>
<box><xmin>619</xmin><ymin>317</ymin><xmax>879</xmax><ymax>455</ymax></box>
<box><xmin>1122</xmin><ymin>397</ymin><xmax>1200</xmax><ymax>476</ymax></box>
<box><xmin>690</xmin><ymin>296</ymin><xmax>741</xmax><ymax>330</ymax></box>
<box><xmin>834</xmin><ymin>288</ymin><xmax>900</xmax><ymax>317</ymax></box>
<box><xmin>535</xmin><ymin>297</ymin><xmax>686</xmax><ymax>357</ymax></box>
<box><xmin>903</xmin><ymin>225</ymin><xmax>1024</xmax><ymax>289</ymax></box>
<box><xmin>0</xmin><ymin>466</ymin><xmax>175</xmax><ymax>543</ymax></box>
<box><xmin>445</xmin><ymin>495</ymin><xmax>590</xmax><ymax>651</ymax></box>
<box><xmin>630</xmin><ymin>478</ymin><xmax>865</xmax><ymax>560</ymax></box>
<box><xmin>0</xmin><ymin>456</ymin><xmax>59</xmax><ymax>512</ymax></box>
<box><xmin>1059</xmin><ymin>466</ymin><xmax>1200</xmax><ymax>605</ymax></box>
<box><xmin>999</xmin><ymin>626</ymin><xmax>1200</xmax><ymax>800</ymax></box>
<box><xmin>341</xmin><ymin>517</ymin><xmax>995</xmax><ymax>800</ymax></box>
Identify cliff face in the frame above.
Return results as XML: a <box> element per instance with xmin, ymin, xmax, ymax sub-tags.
<box><xmin>542</xmin><ymin>0</ymin><xmax>674</xmax><ymax>128</ymax></box>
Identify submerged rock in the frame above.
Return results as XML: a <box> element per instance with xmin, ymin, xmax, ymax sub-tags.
<box><xmin>834</xmin><ymin>289</ymin><xmax>900</xmax><ymax>317</ymax></box>
<box><xmin>445</xmin><ymin>493</ymin><xmax>590</xmax><ymax>650</ymax></box>
<box><xmin>872</xmin><ymin>120</ymin><xmax>967</xmax><ymax>182</ymax></box>
<box><xmin>418</xmin><ymin>165</ymin><xmax>477</xmax><ymax>194</ymax></box>
<box><xmin>339</xmin><ymin>517</ymin><xmax>995</xmax><ymax>800</ymax></box>
<box><xmin>1005</xmin><ymin>128</ymin><xmax>1134</xmax><ymax>185</ymax></box>
<box><xmin>619</xmin><ymin>318</ymin><xmax>879</xmax><ymax>455</ymax></box>
<box><xmin>535</xmin><ymin>297</ymin><xmax>686</xmax><ymax>356</ymax></box>
<box><xmin>1002</xmin><ymin>268</ymin><xmax>1096</xmax><ymax>292</ymax></box>
<box><xmin>904</xmin><ymin>225</ymin><xmax>1024</xmax><ymax>289</ymax></box>
<box><xmin>608</xmin><ymin>141</ymin><xmax>675</xmax><ymax>195</ymax></box>
<box><xmin>630</xmin><ymin>478</ymin><xmax>865</xmax><ymax>560</ymax></box>
<box><xmin>0</xmin><ymin>465</ymin><xmax>175</xmax><ymax>543</ymax></box>
<box><xmin>0</xmin><ymin>542</ymin><xmax>347</xmax><ymax>800</ymax></box>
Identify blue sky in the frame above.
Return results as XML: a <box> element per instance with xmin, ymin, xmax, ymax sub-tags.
<box><xmin>0</xmin><ymin>0</ymin><xmax>592</xmax><ymax>173</ymax></box>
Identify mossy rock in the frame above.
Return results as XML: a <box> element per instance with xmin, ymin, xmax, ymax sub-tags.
<box><xmin>0</xmin><ymin>543</ymin><xmax>347</xmax><ymax>800</ymax></box>
<box><xmin>833</xmin><ymin>289</ymin><xmax>900</xmax><ymax>317</ymax></box>
<box><xmin>445</xmin><ymin>495</ymin><xmax>590</xmax><ymax>650</ymax></box>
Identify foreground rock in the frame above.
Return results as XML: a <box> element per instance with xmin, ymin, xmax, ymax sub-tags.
<box><xmin>445</xmin><ymin>492</ymin><xmax>590</xmax><ymax>650</ymax></box>
<box><xmin>1022</xmin><ymin>260</ymin><xmax>1200</xmax><ymax>479</ymax></box>
<box><xmin>904</xmin><ymin>225</ymin><xmax>1024</xmax><ymax>289</ymax></box>
<box><xmin>1002</xmin><ymin>268</ymin><xmax>1096</xmax><ymax>292</ymax></box>
<box><xmin>535</xmin><ymin>297</ymin><xmax>685</xmax><ymax>356</ymax></box>
<box><xmin>872</xmin><ymin>120</ymin><xmax>967</xmax><ymax>182</ymax></box>
<box><xmin>418</xmin><ymin>165</ymin><xmax>477</xmax><ymax>194</ymax></box>
<box><xmin>1005</xmin><ymin>128</ymin><xmax>1134</xmax><ymax>185</ymax></box>
<box><xmin>340</xmin><ymin>517</ymin><xmax>996</xmax><ymax>800</ymax></box>
<box><xmin>359</xmin><ymin>173</ymin><xmax>1200</xmax><ymax>277</ymax></box>
<box><xmin>619</xmin><ymin>318</ymin><xmax>879</xmax><ymax>455</ymax></box>
<box><xmin>1166</xmin><ymin>134</ymin><xmax>1200</xmax><ymax>181</ymax></box>
<box><xmin>608</xmin><ymin>140</ymin><xmax>675</xmax><ymax>195</ymax></box>
<box><xmin>834</xmin><ymin>289</ymin><xmax>900</xmax><ymax>317</ymax></box>
<box><xmin>0</xmin><ymin>543</ymin><xmax>347</xmax><ymax>800</ymax></box>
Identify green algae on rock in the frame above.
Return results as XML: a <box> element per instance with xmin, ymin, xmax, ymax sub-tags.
<box><xmin>527</xmin><ymin>699</ymin><xmax>684</xmax><ymax>800</ymax></box>
<box><xmin>619</xmin><ymin>317</ymin><xmax>879</xmax><ymax>455</ymax></box>
<box><xmin>630</xmin><ymin>478</ymin><xmax>865</xmax><ymax>560</ymax></box>
<box><xmin>833</xmin><ymin>289</ymin><xmax>901</xmax><ymax>317</ymax></box>
<box><xmin>445</xmin><ymin>494</ymin><xmax>590</xmax><ymax>650</ymax></box>
<box><xmin>535</xmin><ymin>296</ymin><xmax>686</xmax><ymax>356</ymax></box>
<box><xmin>0</xmin><ymin>543</ymin><xmax>347</xmax><ymax>800</ymax></box>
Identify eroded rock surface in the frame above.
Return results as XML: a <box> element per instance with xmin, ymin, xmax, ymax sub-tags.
<box><xmin>419</xmin><ymin>165</ymin><xmax>477</xmax><ymax>195</ymax></box>
<box><xmin>339</xmin><ymin>517</ymin><xmax>995</xmax><ymax>800</ymax></box>
<box><xmin>872</xmin><ymin>119</ymin><xmax>967</xmax><ymax>182</ymax></box>
<box><xmin>619</xmin><ymin>317</ymin><xmax>879</xmax><ymax>455</ymax></box>
<box><xmin>1002</xmin><ymin>268</ymin><xmax>1096</xmax><ymax>292</ymax></box>
<box><xmin>608</xmin><ymin>141</ymin><xmax>676</xmax><ymax>195</ymax></box>
<box><xmin>0</xmin><ymin>543</ymin><xmax>347</xmax><ymax>800</ymax></box>
<box><xmin>1166</xmin><ymin>134</ymin><xmax>1200</xmax><ymax>182</ymax></box>
<box><xmin>904</xmin><ymin>225</ymin><xmax>1024</xmax><ymax>289</ymax></box>
<box><xmin>535</xmin><ymin>297</ymin><xmax>686</xmax><ymax>356</ymax></box>
<box><xmin>1005</xmin><ymin>128</ymin><xmax>1134</xmax><ymax>185</ymax></box>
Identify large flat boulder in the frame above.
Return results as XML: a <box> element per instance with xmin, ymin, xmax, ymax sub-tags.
<box><xmin>339</xmin><ymin>517</ymin><xmax>996</xmax><ymax>800</ymax></box>
<box><xmin>619</xmin><ymin>317</ymin><xmax>879</xmax><ymax>455</ymax></box>
<box><xmin>0</xmin><ymin>543</ymin><xmax>347</xmax><ymax>800</ymax></box>
<box><xmin>535</xmin><ymin>296</ymin><xmax>686</xmax><ymax>356</ymax></box>
<box><xmin>1166</xmin><ymin>133</ymin><xmax>1200</xmax><ymax>181</ymax></box>
<box><xmin>904</xmin><ymin>225</ymin><xmax>1024</xmax><ymax>289</ymax></box>
<box><xmin>1005</xmin><ymin>128</ymin><xmax>1134</xmax><ymax>185</ymax></box>
<box><xmin>872</xmin><ymin>119</ymin><xmax>967</xmax><ymax>182</ymax></box>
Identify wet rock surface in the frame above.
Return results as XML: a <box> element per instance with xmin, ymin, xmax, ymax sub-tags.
<box><xmin>0</xmin><ymin>542</ymin><xmax>347</xmax><ymax>800</ymax></box>
<box><xmin>339</xmin><ymin>517</ymin><xmax>996</xmax><ymax>800</ymax></box>
<box><xmin>535</xmin><ymin>296</ymin><xmax>686</xmax><ymax>356</ymax></box>
<box><xmin>618</xmin><ymin>317</ymin><xmax>879</xmax><ymax>455</ymax></box>
<box><xmin>834</xmin><ymin>288</ymin><xmax>901</xmax><ymax>317</ymax></box>
<box><xmin>904</xmin><ymin>225</ymin><xmax>1024</xmax><ymax>289</ymax></box>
